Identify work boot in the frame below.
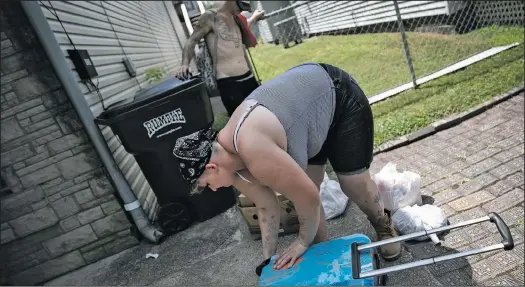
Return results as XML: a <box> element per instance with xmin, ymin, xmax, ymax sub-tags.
<box><xmin>371</xmin><ymin>210</ymin><xmax>402</xmax><ymax>261</ymax></box>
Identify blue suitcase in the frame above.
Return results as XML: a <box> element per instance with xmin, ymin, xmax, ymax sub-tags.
<box><xmin>258</xmin><ymin>212</ymin><xmax>514</xmax><ymax>286</ymax></box>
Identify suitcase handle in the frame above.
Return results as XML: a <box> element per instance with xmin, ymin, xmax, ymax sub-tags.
<box><xmin>488</xmin><ymin>212</ymin><xmax>514</xmax><ymax>250</ymax></box>
<box><xmin>351</xmin><ymin>212</ymin><xmax>514</xmax><ymax>280</ymax></box>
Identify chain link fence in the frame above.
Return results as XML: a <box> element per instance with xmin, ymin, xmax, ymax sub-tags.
<box><xmin>247</xmin><ymin>0</ymin><xmax>524</xmax><ymax>99</ymax></box>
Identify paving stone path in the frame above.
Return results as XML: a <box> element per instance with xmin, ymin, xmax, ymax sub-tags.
<box><xmin>370</xmin><ymin>93</ymin><xmax>524</xmax><ymax>286</ymax></box>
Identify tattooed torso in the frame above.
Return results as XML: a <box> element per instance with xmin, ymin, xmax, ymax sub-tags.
<box><xmin>205</xmin><ymin>12</ymin><xmax>250</xmax><ymax>79</ymax></box>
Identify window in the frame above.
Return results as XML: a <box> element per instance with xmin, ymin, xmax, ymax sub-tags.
<box><xmin>183</xmin><ymin>1</ymin><xmax>200</xmax><ymax>18</ymax></box>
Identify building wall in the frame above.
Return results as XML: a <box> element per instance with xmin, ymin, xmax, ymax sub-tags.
<box><xmin>38</xmin><ymin>0</ymin><xmax>188</xmax><ymax>221</ymax></box>
<box><xmin>474</xmin><ymin>1</ymin><xmax>524</xmax><ymax>26</ymax></box>
<box><xmin>293</xmin><ymin>1</ymin><xmax>450</xmax><ymax>35</ymax></box>
<box><xmin>253</xmin><ymin>0</ymin><xmax>292</xmax><ymax>43</ymax></box>
<box><xmin>255</xmin><ymin>1</ymin><xmax>452</xmax><ymax>43</ymax></box>
<box><xmin>0</xmin><ymin>2</ymin><xmax>138</xmax><ymax>285</ymax></box>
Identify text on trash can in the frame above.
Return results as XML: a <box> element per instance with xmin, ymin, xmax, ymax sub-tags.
<box><xmin>143</xmin><ymin>108</ymin><xmax>186</xmax><ymax>138</ymax></box>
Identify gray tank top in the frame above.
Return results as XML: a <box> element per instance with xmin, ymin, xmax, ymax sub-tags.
<box><xmin>233</xmin><ymin>63</ymin><xmax>335</xmax><ymax>170</ymax></box>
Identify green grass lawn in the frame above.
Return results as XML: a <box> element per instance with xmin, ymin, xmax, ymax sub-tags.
<box><xmin>250</xmin><ymin>26</ymin><xmax>524</xmax><ymax>96</ymax></box>
<box><xmin>213</xmin><ymin>26</ymin><xmax>524</xmax><ymax>149</ymax></box>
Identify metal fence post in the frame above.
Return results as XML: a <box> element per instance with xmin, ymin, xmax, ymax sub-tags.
<box><xmin>393</xmin><ymin>0</ymin><xmax>418</xmax><ymax>89</ymax></box>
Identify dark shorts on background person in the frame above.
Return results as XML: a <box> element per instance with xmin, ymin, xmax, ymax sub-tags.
<box><xmin>307</xmin><ymin>63</ymin><xmax>374</xmax><ymax>175</ymax></box>
<box><xmin>217</xmin><ymin>71</ymin><xmax>260</xmax><ymax>116</ymax></box>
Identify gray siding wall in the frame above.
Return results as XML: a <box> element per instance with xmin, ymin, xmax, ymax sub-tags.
<box><xmin>253</xmin><ymin>0</ymin><xmax>292</xmax><ymax>43</ymax></box>
<box><xmin>255</xmin><ymin>1</ymin><xmax>452</xmax><ymax>43</ymax></box>
<box><xmin>1</xmin><ymin>2</ymin><xmax>138</xmax><ymax>285</ymax></box>
<box><xmin>294</xmin><ymin>1</ymin><xmax>450</xmax><ymax>34</ymax></box>
<box><xmin>38</xmin><ymin>1</ymin><xmax>187</xmax><ymax>220</ymax></box>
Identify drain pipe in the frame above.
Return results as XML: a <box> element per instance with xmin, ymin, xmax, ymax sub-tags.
<box><xmin>21</xmin><ymin>1</ymin><xmax>164</xmax><ymax>243</ymax></box>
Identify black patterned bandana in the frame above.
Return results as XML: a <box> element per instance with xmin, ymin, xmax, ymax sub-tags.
<box><xmin>173</xmin><ymin>128</ymin><xmax>217</xmax><ymax>186</ymax></box>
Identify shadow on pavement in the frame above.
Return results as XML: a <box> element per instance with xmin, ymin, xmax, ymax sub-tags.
<box><xmin>401</xmin><ymin>238</ymin><xmax>475</xmax><ymax>286</ymax></box>
<box><xmin>44</xmin><ymin>196</ymin><xmax>485</xmax><ymax>286</ymax></box>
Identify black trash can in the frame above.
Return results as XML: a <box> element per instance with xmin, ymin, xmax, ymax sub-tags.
<box><xmin>95</xmin><ymin>75</ymin><xmax>236</xmax><ymax>236</ymax></box>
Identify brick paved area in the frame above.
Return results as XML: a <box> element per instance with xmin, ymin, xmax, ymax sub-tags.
<box><xmin>370</xmin><ymin>93</ymin><xmax>524</xmax><ymax>286</ymax></box>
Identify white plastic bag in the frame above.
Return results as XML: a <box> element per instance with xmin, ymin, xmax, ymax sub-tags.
<box><xmin>320</xmin><ymin>173</ymin><xmax>348</xmax><ymax>220</ymax></box>
<box><xmin>373</xmin><ymin>162</ymin><xmax>422</xmax><ymax>213</ymax></box>
<box><xmin>392</xmin><ymin>204</ymin><xmax>448</xmax><ymax>244</ymax></box>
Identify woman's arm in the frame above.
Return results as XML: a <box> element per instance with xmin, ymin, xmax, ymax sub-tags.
<box><xmin>238</xmin><ymin>134</ymin><xmax>321</xmax><ymax>257</ymax></box>
<box><xmin>233</xmin><ymin>172</ymin><xmax>280</xmax><ymax>259</ymax></box>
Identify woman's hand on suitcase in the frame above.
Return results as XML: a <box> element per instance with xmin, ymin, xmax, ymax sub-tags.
<box><xmin>273</xmin><ymin>239</ymin><xmax>308</xmax><ymax>270</ymax></box>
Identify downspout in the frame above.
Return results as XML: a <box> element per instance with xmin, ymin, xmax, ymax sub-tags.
<box><xmin>164</xmin><ymin>1</ymin><xmax>184</xmax><ymax>51</ymax></box>
<box><xmin>196</xmin><ymin>1</ymin><xmax>205</xmax><ymax>14</ymax></box>
<box><xmin>179</xmin><ymin>3</ymin><xmax>199</xmax><ymax>72</ymax></box>
<box><xmin>21</xmin><ymin>1</ymin><xmax>164</xmax><ymax>244</ymax></box>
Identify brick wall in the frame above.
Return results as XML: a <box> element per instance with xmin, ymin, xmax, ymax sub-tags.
<box><xmin>0</xmin><ymin>3</ymin><xmax>139</xmax><ymax>285</ymax></box>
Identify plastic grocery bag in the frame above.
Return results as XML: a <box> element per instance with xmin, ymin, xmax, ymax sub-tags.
<box><xmin>373</xmin><ymin>162</ymin><xmax>422</xmax><ymax>213</ymax></box>
<box><xmin>392</xmin><ymin>204</ymin><xmax>448</xmax><ymax>244</ymax></box>
<box><xmin>320</xmin><ymin>173</ymin><xmax>348</xmax><ymax>220</ymax></box>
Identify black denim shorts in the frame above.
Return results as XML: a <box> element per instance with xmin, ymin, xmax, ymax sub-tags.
<box><xmin>307</xmin><ymin>63</ymin><xmax>374</xmax><ymax>175</ymax></box>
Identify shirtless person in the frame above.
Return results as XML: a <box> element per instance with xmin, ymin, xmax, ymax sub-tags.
<box><xmin>176</xmin><ymin>0</ymin><xmax>265</xmax><ymax>116</ymax></box>
<box><xmin>173</xmin><ymin>63</ymin><xmax>402</xmax><ymax>273</ymax></box>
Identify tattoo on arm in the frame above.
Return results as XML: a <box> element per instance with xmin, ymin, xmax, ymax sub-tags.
<box><xmin>181</xmin><ymin>12</ymin><xmax>213</xmax><ymax>66</ymax></box>
<box><xmin>297</xmin><ymin>214</ymin><xmax>309</xmax><ymax>245</ymax></box>
<box><xmin>296</xmin><ymin>203</ymin><xmax>322</xmax><ymax>247</ymax></box>
<box><xmin>259</xmin><ymin>212</ymin><xmax>279</xmax><ymax>259</ymax></box>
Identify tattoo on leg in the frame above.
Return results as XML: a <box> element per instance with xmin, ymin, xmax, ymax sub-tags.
<box><xmin>373</xmin><ymin>193</ymin><xmax>380</xmax><ymax>203</ymax></box>
<box><xmin>373</xmin><ymin>193</ymin><xmax>384</xmax><ymax>219</ymax></box>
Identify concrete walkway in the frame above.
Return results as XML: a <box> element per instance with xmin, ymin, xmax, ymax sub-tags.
<box><xmin>45</xmin><ymin>93</ymin><xmax>524</xmax><ymax>286</ymax></box>
<box><xmin>210</xmin><ymin>95</ymin><xmax>227</xmax><ymax>115</ymax></box>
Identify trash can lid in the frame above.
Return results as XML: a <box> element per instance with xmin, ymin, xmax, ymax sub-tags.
<box><xmin>99</xmin><ymin>76</ymin><xmax>203</xmax><ymax>121</ymax></box>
